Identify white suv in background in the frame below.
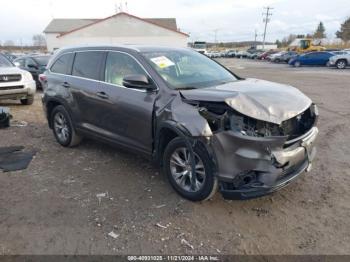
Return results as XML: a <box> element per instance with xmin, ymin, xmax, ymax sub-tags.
<box><xmin>0</xmin><ymin>53</ymin><xmax>36</xmax><ymax>105</ymax></box>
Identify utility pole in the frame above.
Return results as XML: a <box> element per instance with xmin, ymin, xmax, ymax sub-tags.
<box><xmin>214</xmin><ymin>29</ymin><xmax>219</xmax><ymax>45</ymax></box>
<box><xmin>254</xmin><ymin>29</ymin><xmax>258</xmax><ymax>48</ymax></box>
<box><xmin>262</xmin><ymin>6</ymin><xmax>273</xmax><ymax>50</ymax></box>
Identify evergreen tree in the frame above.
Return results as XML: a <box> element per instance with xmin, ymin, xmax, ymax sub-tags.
<box><xmin>314</xmin><ymin>22</ymin><xmax>326</xmax><ymax>39</ymax></box>
<box><xmin>336</xmin><ymin>17</ymin><xmax>350</xmax><ymax>42</ymax></box>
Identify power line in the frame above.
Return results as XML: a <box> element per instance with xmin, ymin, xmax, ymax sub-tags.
<box><xmin>262</xmin><ymin>6</ymin><xmax>273</xmax><ymax>50</ymax></box>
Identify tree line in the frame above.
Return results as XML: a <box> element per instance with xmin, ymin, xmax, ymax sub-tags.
<box><xmin>276</xmin><ymin>17</ymin><xmax>350</xmax><ymax>48</ymax></box>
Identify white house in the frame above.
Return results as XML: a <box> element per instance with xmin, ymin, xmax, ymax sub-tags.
<box><xmin>43</xmin><ymin>12</ymin><xmax>189</xmax><ymax>52</ymax></box>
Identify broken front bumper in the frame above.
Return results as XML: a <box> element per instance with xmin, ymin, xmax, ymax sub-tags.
<box><xmin>211</xmin><ymin>127</ymin><xmax>318</xmax><ymax>200</ymax></box>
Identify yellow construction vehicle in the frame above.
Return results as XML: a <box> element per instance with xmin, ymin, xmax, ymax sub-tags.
<box><xmin>290</xmin><ymin>38</ymin><xmax>325</xmax><ymax>53</ymax></box>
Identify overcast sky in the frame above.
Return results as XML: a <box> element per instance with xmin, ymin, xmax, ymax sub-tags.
<box><xmin>1</xmin><ymin>0</ymin><xmax>349</xmax><ymax>45</ymax></box>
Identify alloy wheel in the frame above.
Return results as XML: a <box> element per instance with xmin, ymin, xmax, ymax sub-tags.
<box><xmin>337</xmin><ymin>61</ymin><xmax>346</xmax><ymax>69</ymax></box>
<box><xmin>53</xmin><ymin>112</ymin><xmax>70</xmax><ymax>143</ymax></box>
<box><xmin>169</xmin><ymin>147</ymin><xmax>206</xmax><ymax>192</ymax></box>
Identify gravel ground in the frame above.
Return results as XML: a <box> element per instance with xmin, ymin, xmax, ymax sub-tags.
<box><xmin>0</xmin><ymin>58</ymin><xmax>349</xmax><ymax>255</ymax></box>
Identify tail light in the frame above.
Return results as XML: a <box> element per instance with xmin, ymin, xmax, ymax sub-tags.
<box><xmin>39</xmin><ymin>74</ymin><xmax>47</xmax><ymax>82</ymax></box>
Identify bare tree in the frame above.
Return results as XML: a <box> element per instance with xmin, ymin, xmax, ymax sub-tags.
<box><xmin>32</xmin><ymin>34</ymin><xmax>46</xmax><ymax>47</ymax></box>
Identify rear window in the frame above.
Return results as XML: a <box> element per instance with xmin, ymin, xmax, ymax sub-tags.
<box><xmin>72</xmin><ymin>51</ymin><xmax>105</xmax><ymax>80</ymax></box>
<box><xmin>33</xmin><ymin>56</ymin><xmax>50</xmax><ymax>66</ymax></box>
<box><xmin>51</xmin><ymin>53</ymin><xmax>73</xmax><ymax>74</ymax></box>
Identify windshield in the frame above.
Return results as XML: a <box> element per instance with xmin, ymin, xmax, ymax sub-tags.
<box><xmin>33</xmin><ymin>56</ymin><xmax>50</xmax><ymax>66</ymax></box>
<box><xmin>142</xmin><ymin>49</ymin><xmax>237</xmax><ymax>89</ymax></box>
<box><xmin>0</xmin><ymin>54</ymin><xmax>13</xmax><ymax>67</ymax></box>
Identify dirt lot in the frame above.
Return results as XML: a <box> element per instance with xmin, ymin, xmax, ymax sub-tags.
<box><xmin>0</xmin><ymin>59</ymin><xmax>349</xmax><ymax>255</ymax></box>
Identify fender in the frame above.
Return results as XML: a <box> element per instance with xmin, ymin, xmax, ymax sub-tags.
<box><xmin>153</xmin><ymin>120</ymin><xmax>218</xmax><ymax>176</ymax></box>
<box><xmin>153</xmin><ymin>119</ymin><xmax>192</xmax><ymax>162</ymax></box>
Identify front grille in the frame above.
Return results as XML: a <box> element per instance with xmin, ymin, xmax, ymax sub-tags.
<box><xmin>0</xmin><ymin>85</ymin><xmax>24</xmax><ymax>90</ymax></box>
<box><xmin>0</xmin><ymin>74</ymin><xmax>22</xmax><ymax>83</ymax></box>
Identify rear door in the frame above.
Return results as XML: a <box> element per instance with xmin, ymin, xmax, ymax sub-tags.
<box><xmin>65</xmin><ymin>51</ymin><xmax>107</xmax><ymax>131</ymax></box>
<box><xmin>95</xmin><ymin>51</ymin><xmax>157</xmax><ymax>154</ymax></box>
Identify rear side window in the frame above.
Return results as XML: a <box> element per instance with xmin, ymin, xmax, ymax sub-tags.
<box><xmin>72</xmin><ymin>51</ymin><xmax>105</xmax><ymax>80</ymax></box>
<box><xmin>51</xmin><ymin>53</ymin><xmax>73</xmax><ymax>74</ymax></box>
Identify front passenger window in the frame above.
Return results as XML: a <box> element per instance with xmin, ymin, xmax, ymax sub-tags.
<box><xmin>105</xmin><ymin>52</ymin><xmax>145</xmax><ymax>86</ymax></box>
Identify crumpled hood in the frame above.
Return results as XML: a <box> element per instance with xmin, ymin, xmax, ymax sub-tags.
<box><xmin>180</xmin><ymin>78</ymin><xmax>312</xmax><ymax>124</ymax></box>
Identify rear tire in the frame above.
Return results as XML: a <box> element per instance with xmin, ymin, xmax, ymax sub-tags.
<box><xmin>20</xmin><ymin>95</ymin><xmax>34</xmax><ymax>105</ymax></box>
<box><xmin>51</xmin><ymin>105</ymin><xmax>82</xmax><ymax>147</ymax></box>
<box><xmin>336</xmin><ymin>59</ymin><xmax>347</xmax><ymax>69</ymax></box>
<box><xmin>163</xmin><ymin>137</ymin><xmax>218</xmax><ymax>201</ymax></box>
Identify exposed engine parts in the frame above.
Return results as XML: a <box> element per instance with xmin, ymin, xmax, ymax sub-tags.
<box><xmin>192</xmin><ymin>100</ymin><xmax>317</xmax><ymax>140</ymax></box>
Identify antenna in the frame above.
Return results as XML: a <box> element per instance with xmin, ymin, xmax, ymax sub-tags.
<box><xmin>262</xmin><ymin>6</ymin><xmax>273</xmax><ymax>50</ymax></box>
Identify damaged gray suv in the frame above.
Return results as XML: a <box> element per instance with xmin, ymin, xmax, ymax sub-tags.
<box><xmin>42</xmin><ymin>46</ymin><xmax>318</xmax><ymax>201</ymax></box>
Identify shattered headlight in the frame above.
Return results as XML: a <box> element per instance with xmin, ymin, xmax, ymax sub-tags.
<box><xmin>230</xmin><ymin>114</ymin><xmax>281</xmax><ymax>137</ymax></box>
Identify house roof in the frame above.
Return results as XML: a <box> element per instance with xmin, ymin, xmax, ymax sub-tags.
<box><xmin>44</xmin><ymin>19</ymin><xmax>100</xmax><ymax>33</ymax></box>
<box><xmin>44</xmin><ymin>13</ymin><xmax>186</xmax><ymax>37</ymax></box>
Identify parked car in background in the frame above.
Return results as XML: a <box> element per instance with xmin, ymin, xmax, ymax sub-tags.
<box><xmin>288</xmin><ymin>51</ymin><xmax>334</xmax><ymax>67</ymax></box>
<box><xmin>42</xmin><ymin>45</ymin><xmax>318</xmax><ymax>201</ymax></box>
<box><xmin>258</xmin><ymin>50</ymin><xmax>278</xmax><ymax>60</ymax></box>
<box><xmin>225</xmin><ymin>50</ymin><xmax>237</xmax><ymax>57</ymax></box>
<box><xmin>248</xmin><ymin>50</ymin><xmax>264</xmax><ymax>59</ymax></box>
<box><xmin>1</xmin><ymin>52</ymin><xmax>17</xmax><ymax>62</ymax></box>
<box><xmin>331</xmin><ymin>51</ymin><xmax>349</xmax><ymax>56</ymax></box>
<box><xmin>207</xmin><ymin>51</ymin><xmax>221</xmax><ymax>58</ymax></box>
<box><xmin>270</xmin><ymin>51</ymin><xmax>298</xmax><ymax>63</ymax></box>
<box><xmin>328</xmin><ymin>53</ymin><xmax>350</xmax><ymax>69</ymax></box>
<box><xmin>236</xmin><ymin>50</ymin><xmax>249</xmax><ymax>58</ymax></box>
<box><xmin>0</xmin><ymin>53</ymin><xmax>36</xmax><ymax>105</ymax></box>
<box><xmin>14</xmin><ymin>55</ymin><xmax>51</xmax><ymax>89</ymax></box>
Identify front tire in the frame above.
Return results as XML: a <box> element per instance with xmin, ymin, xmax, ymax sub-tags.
<box><xmin>336</xmin><ymin>59</ymin><xmax>347</xmax><ymax>69</ymax></box>
<box><xmin>20</xmin><ymin>95</ymin><xmax>34</xmax><ymax>105</ymax></box>
<box><xmin>294</xmin><ymin>61</ymin><xmax>301</xmax><ymax>67</ymax></box>
<box><xmin>163</xmin><ymin>137</ymin><xmax>218</xmax><ymax>201</ymax></box>
<box><xmin>51</xmin><ymin>105</ymin><xmax>82</xmax><ymax>147</ymax></box>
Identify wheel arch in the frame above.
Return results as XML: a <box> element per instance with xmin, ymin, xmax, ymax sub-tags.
<box><xmin>153</xmin><ymin>120</ymin><xmax>218</xmax><ymax>174</ymax></box>
<box><xmin>45</xmin><ymin>98</ymin><xmax>74</xmax><ymax>129</ymax></box>
<box><xmin>153</xmin><ymin>120</ymin><xmax>191</xmax><ymax>165</ymax></box>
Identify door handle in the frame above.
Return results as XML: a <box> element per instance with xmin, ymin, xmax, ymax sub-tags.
<box><xmin>62</xmin><ymin>82</ymin><xmax>70</xmax><ymax>88</ymax></box>
<box><xmin>96</xmin><ymin>91</ymin><xmax>109</xmax><ymax>99</ymax></box>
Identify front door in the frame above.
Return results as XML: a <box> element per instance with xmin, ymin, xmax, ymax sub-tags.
<box><xmin>96</xmin><ymin>51</ymin><xmax>157</xmax><ymax>154</ymax></box>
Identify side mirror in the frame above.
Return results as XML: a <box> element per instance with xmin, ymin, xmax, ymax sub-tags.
<box><xmin>122</xmin><ymin>74</ymin><xmax>156</xmax><ymax>91</ymax></box>
<box><xmin>14</xmin><ymin>62</ymin><xmax>20</xmax><ymax>67</ymax></box>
